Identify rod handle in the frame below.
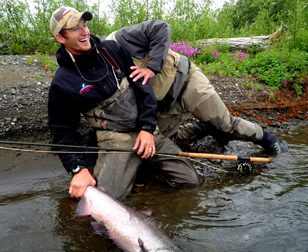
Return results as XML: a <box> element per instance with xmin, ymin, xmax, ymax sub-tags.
<box><xmin>178</xmin><ymin>151</ymin><xmax>271</xmax><ymax>163</ymax></box>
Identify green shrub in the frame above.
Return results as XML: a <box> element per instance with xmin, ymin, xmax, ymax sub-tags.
<box><xmin>193</xmin><ymin>44</ymin><xmax>308</xmax><ymax>96</ymax></box>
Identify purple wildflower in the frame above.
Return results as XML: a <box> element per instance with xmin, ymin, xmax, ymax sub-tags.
<box><xmin>232</xmin><ymin>51</ymin><xmax>249</xmax><ymax>62</ymax></box>
<box><xmin>212</xmin><ymin>52</ymin><xmax>220</xmax><ymax>59</ymax></box>
<box><xmin>170</xmin><ymin>41</ymin><xmax>201</xmax><ymax>57</ymax></box>
<box><xmin>280</xmin><ymin>79</ymin><xmax>288</xmax><ymax>84</ymax></box>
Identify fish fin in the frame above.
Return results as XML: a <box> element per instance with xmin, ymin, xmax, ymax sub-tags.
<box><xmin>91</xmin><ymin>221</ymin><xmax>109</xmax><ymax>237</ymax></box>
<box><xmin>97</xmin><ymin>186</ymin><xmax>106</xmax><ymax>192</ymax></box>
<box><xmin>75</xmin><ymin>196</ymin><xmax>91</xmax><ymax>217</ymax></box>
<box><xmin>138</xmin><ymin>238</ymin><xmax>147</xmax><ymax>252</ymax></box>
<box><xmin>140</xmin><ymin>208</ymin><xmax>153</xmax><ymax>217</ymax></box>
<box><xmin>143</xmin><ymin>216</ymin><xmax>162</xmax><ymax>229</ymax></box>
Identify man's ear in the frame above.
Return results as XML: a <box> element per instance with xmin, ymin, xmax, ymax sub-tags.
<box><xmin>56</xmin><ymin>33</ymin><xmax>65</xmax><ymax>44</ymax></box>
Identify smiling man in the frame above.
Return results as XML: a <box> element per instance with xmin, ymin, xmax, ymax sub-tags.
<box><xmin>50</xmin><ymin>7</ymin><xmax>93</xmax><ymax>53</ymax></box>
<box><xmin>48</xmin><ymin>7</ymin><xmax>200</xmax><ymax>199</ymax></box>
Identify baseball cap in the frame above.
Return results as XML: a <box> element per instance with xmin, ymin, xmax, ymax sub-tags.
<box><xmin>50</xmin><ymin>6</ymin><xmax>93</xmax><ymax>36</ymax></box>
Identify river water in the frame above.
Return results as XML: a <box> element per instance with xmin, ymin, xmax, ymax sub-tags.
<box><xmin>0</xmin><ymin>127</ymin><xmax>307</xmax><ymax>252</ymax></box>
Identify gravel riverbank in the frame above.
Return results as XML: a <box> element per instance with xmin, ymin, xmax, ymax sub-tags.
<box><xmin>0</xmin><ymin>55</ymin><xmax>307</xmax><ymax>142</ymax></box>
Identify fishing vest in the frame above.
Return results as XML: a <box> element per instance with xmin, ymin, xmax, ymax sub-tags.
<box><xmin>83</xmin><ymin>76</ymin><xmax>138</xmax><ymax>132</ymax></box>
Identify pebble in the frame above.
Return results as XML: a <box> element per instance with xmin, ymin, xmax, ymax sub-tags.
<box><xmin>272</xmin><ymin>122</ymin><xmax>282</xmax><ymax>127</ymax></box>
<box><xmin>0</xmin><ymin>55</ymin><xmax>57</xmax><ymax>139</ymax></box>
<box><xmin>0</xmin><ymin>55</ymin><xmax>307</xmax><ymax>141</ymax></box>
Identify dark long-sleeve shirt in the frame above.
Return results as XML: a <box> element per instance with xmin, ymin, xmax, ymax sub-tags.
<box><xmin>48</xmin><ymin>36</ymin><xmax>157</xmax><ymax>173</ymax></box>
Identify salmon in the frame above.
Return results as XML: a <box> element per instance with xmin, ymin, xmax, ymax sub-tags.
<box><xmin>75</xmin><ymin>186</ymin><xmax>178</xmax><ymax>252</ymax></box>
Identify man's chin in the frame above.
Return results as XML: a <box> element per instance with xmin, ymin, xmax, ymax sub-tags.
<box><xmin>79</xmin><ymin>46</ymin><xmax>92</xmax><ymax>53</ymax></box>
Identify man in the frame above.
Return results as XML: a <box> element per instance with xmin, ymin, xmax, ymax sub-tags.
<box><xmin>48</xmin><ymin>7</ymin><xmax>200</xmax><ymax>199</ymax></box>
<box><xmin>105</xmin><ymin>20</ymin><xmax>289</xmax><ymax>154</ymax></box>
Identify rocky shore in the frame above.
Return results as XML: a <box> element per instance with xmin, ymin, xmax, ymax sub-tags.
<box><xmin>0</xmin><ymin>55</ymin><xmax>307</xmax><ymax>142</ymax></box>
<box><xmin>0</xmin><ymin>55</ymin><xmax>54</xmax><ymax>141</ymax></box>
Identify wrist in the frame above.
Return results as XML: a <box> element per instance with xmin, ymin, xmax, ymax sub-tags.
<box><xmin>71</xmin><ymin>165</ymin><xmax>88</xmax><ymax>176</ymax></box>
<box><xmin>140</xmin><ymin>125</ymin><xmax>155</xmax><ymax>135</ymax></box>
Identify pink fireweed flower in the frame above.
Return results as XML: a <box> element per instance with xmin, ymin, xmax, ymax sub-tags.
<box><xmin>212</xmin><ymin>52</ymin><xmax>220</xmax><ymax>59</ymax></box>
<box><xmin>170</xmin><ymin>41</ymin><xmax>201</xmax><ymax>57</ymax></box>
<box><xmin>232</xmin><ymin>51</ymin><xmax>249</xmax><ymax>61</ymax></box>
<box><xmin>280</xmin><ymin>79</ymin><xmax>288</xmax><ymax>84</ymax></box>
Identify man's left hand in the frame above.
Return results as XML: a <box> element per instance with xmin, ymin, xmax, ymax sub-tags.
<box><xmin>69</xmin><ymin>169</ymin><xmax>96</xmax><ymax>198</ymax></box>
<box><xmin>133</xmin><ymin>130</ymin><xmax>155</xmax><ymax>159</ymax></box>
<box><xmin>130</xmin><ymin>66</ymin><xmax>155</xmax><ymax>85</ymax></box>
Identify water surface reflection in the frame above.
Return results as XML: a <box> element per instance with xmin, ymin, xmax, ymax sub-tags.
<box><xmin>0</xmin><ymin>128</ymin><xmax>307</xmax><ymax>251</ymax></box>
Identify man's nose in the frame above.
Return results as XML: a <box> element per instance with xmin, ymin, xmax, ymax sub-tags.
<box><xmin>80</xmin><ymin>26</ymin><xmax>88</xmax><ymax>34</ymax></box>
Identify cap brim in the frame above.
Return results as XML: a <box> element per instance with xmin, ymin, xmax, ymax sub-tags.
<box><xmin>82</xmin><ymin>12</ymin><xmax>92</xmax><ymax>22</ymax></box>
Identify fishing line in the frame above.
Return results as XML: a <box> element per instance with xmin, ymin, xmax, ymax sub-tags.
<box><xmin>0</xmin><ymin>140</ymin><xmax>271</xmax><ymax>175</ymax></box>
<box><xmin>0</xmin><ymin>145</ymin><xmax>228</xmax><ymax>173</ymax></box>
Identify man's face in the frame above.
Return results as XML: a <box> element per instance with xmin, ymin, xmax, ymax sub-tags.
<box><xmin>57</xmin><ymin>18</ymin><xmax>91</xmax><ymax>54</ymax></box>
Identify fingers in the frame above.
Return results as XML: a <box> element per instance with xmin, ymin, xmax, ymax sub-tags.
<box><xmin>139</xmin><ymin>143</ymin><xmax>156</xmax><ymax>159</ymax></box>
<box><xmin>130</xmin><ymin>66</ymin><xmax>155</xmax><ymax>85</ymax></box>
<box><xmin>69</xmin><ymin>183</ymin><xmax>86</xmax><ymax>198</ymax></box>
<box><xmin>149</xmin><ymin>146</ymin><xmax>156</xmax><ymax>158</ymax></box>
<box><xmin>133</xmin><ymin>130</ymin><xmax>155</xmax><ymax>159</ymax></box>
<box><xmin>69</xmin><ymin>169</ymin><xmax>96</xmax><ymax>198</ymax></box>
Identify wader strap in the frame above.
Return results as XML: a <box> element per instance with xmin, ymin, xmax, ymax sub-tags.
<box><xmin>158</xmin><ymin>56</ymin><xmax>194</xmax><ymax>113</ymax></box>
<box><xmin>83</xmin><ymin>77</ymin><xmax>138</xmax><ymax>132</ymax></box>
<box><xmin>188</xmin><ymin>62</ymin><xmax>197</xmax><ymax>79</ymax></box>
<box><xmin>99</xmin><ymin>47</ymin><xmax>125</xmax><ymax>81</ymax></box>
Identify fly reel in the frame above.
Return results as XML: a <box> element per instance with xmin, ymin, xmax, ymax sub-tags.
<box><xmin>236</xmin><ymin>162</ymin><xmax>253</xmax><ymax>175</ymax></box>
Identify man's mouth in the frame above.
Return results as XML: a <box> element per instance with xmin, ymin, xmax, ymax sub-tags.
<box><xmin>79</xmin><ymin>38</ymin><xmax>88</xmax><ymax>42</ymax></box>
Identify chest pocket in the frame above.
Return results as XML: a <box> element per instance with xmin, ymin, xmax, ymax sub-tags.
<box><xmin>83</xmin><ymin>77</ymin><xmax>138</xmax><ymax>132</ymax></box>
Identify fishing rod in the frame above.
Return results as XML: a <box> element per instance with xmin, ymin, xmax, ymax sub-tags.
<box><xmin>0</xmin><ymin>140</ymin><xmax>271</xmax><ymax>163</ymax></box>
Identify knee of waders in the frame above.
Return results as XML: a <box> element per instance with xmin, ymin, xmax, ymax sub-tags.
<box><xmin>175</xmin><ymin>121</ymin><xmax>230</xmax><ymax>146</ymax></box>
<box><xmin>174</xmin><ymin>122</ymin><xmax>198</xmax><ymax>145</ymax></box>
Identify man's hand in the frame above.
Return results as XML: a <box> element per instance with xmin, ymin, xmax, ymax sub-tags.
<box><xmin>133</xmin><ymin>130</ymin><xmax>155</xmax><ymax>159</ymax></box>
<box><xmin>69</xmin><ymin>169</ymin><xmax>96</xmax><ymax>198</ymax></box>
<box><xmin>130</xmin><ymin>66</ymin><xmax>155</xmax><ymax>85</ymax></box>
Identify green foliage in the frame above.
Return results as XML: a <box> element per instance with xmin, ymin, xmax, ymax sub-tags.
<box><xmin>110</xmin><ymin>0</ymin><xmax>165</xmax><ymax>29</ymax></box>
<box><xmin>0</xmin><ymin>0</ymin><xmax>308</xmax><ymax>96</ymax></box>
<box><xmin>285</xmin><ymin>0</ymin><xmax>308</xmax><ymax>51</ymax></box>
<box><xmin>26</xmin><ymin>52</ymin><xmax>58</xmax><ymax>71</ymax></box>
<box><xmin>1</xmin><ymin>0</ymin><xmax>308</xmax><ymax>54</ymax></box>
<box><xmin>165</xmin><ymin>0</ymin><xmax>214</xmax><ymax>41</ymax></box>
<box><xmin>0</xmin><ymin>0</ymin><xmax>114</xmax><ymax>54</ymax></box>
<box><xmin>242</xmin><ymin>80</ymin><xmax>263</xmax><ymax>91</ymax></box>
<box><xmin>194</xmin><ymin>45</ymin><xmax>308</xmax><ymax>96</ymax></box>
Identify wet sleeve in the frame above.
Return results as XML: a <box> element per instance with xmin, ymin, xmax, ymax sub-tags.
<box><xmin>48</xmin><ymin>83</ymin><xmax>89</xmax><ymax>173</ymax></box>
<box><xmin>114</xmin><ymin>19</ymin><xmax>171</xmax><ymax>74</ymax></box>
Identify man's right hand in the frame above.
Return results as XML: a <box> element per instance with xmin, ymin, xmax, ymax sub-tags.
<box><xmin>69</xmin><ymin>169</ymin><xmax>96</xmax><ymax>198</ymax></box>
<box><xmin>130</xmin><ymin>66</ymin><xmax>155</xmax><ymax>85</ymax></box>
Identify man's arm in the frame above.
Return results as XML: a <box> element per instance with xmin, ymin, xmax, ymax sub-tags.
<box><xmin>113</xmin><ymin>19</ymin><xmax>171</xmax><ymax>74</ymax></box>
<box><xmin>105</xmin><ymin>41</ymin><xmax>158</xmax><ymax>158</ymax></box>
<box><xmin>48</xmin><ymin>81</ymin><xmax>95</xmax><ymax>197</ymax></box>
<box><xmin>48</xmin><ymin>84</ymin><xmax>89</xmax><ymax>172</ymax></box>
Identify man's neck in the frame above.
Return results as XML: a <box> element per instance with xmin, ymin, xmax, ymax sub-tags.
<box><xmin>65</xmin><ymin>48</ymin><xmax>92</xmax><ymax>55</ymax></box>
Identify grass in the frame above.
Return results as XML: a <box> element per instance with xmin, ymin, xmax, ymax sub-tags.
<box><xmin>188</xmin><ymin>44</ymin><xmax>308</xmax><ymax>97</ymax></box>
<box><xmin>26</xmin><ymin>52</ymin><xmax>58</xmax><ymax>71</ymax></box>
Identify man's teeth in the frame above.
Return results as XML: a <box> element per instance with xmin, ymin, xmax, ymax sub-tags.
<box><xmin>80</xmin><ymin>38</ymin><xmax>87</xmax><ymax>42</ymax></box>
